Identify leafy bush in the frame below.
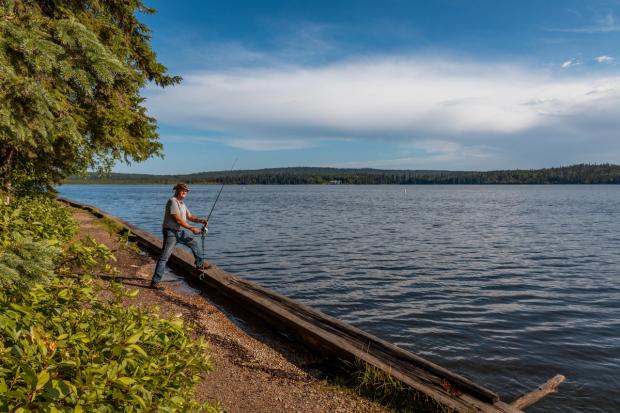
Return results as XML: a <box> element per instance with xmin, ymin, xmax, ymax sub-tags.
<box><xmin>0</xmin><ymin>235</ymin><xmax>60</xmax><ymax>289</ymax></box>
<box><xmin>0</xmin><ymin>276</ymin><xmax>220</xmax><ymax>412</ymax></box>
<box><xmin>0</xmin><ymin>196</ymin><xmax>75</xmax><ymax>288</ymax></box>
<box><xmin>0</xmin><ymin>195</ymin><xmax>77</xmax><ymax>244</ymax></box>
<box><xmin>0</xmin><ymin>195</ymin><xmax>220</xmax><ymax>411</ymax></box>
<box><xmin>59</xmin><ymin>237</ymin><xmax>118</xmax><ymax>278</ymax></box>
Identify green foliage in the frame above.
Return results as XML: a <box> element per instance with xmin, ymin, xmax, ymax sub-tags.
<box><xmin>0</xmin><ymin>235</ymin><xmax>60</xmax><ymax>289</ymax></box>
<box><xmin>0</xmin><ymin>196</ymin><xmax>76</xmax><ymax>288</ymax></box>
<box><xmin>0</xmin><ymin>277</ymin><xmax>220</xmax><ymax>412</ymax></box>
<box><xmin>118</xmin><ymin>230</ymin><xmax>142</xmax><ymax>255</ymax></box>
<box><xmin>0</xmin><ymin>195</ymin><xmax>118</xmax><ymax>287</ymax></box>
<box><xmin>0</xmin><ymin>196</ymin><xmax>220</xmax><ymax>411</ymax></box>
<box><xmin>0</xmin><ymin>195</ymin><xmax>77</xmax><ymax>244</ymax></box>
<box><xmin>96</xmin><ymin>216</ymin><xmax>125</xmax><ymax>236</ymax></box>
<box><xmin>59</xmin><ymin>236</ymin><xmax>118</xmax><ymax>278</ymax></box>
<box><xmin>0</xmin><ymin>0</ymin><xmax>180</xmax><ymax>194</ymax></box>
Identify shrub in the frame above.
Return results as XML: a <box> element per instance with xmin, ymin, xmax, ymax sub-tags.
<box><xmin>0</xmin><ymin>195</ymin><xmax>77</xmax><ymax>288</ymax></box>
<box><xmin>0</xmin><ymin>195</ymin><xmax>220</xmax><ymax>411</ymax></box>
<box><xmin>0</xmin><ymin>276</ymin><xmax>220</xmax><ymax>412</ymax></box>
<box><xmin>58</xmin><ymin>236</ymin><xmax>118</xmax><ymax>278</ymax></box>
<box><xmin>0</xmin><ymin>195</ymin><xmax>77</xmax><ymax>244</ymax></box>
<box><xmin>0</xmin><ymin>235</ymin><xmax>60</xmax><ymax>289</ymax></box>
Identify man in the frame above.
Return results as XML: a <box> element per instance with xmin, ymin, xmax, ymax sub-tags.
<box><xmin>150</xmin><ymin>183</ymin><xmax>211</xmax><ymax>290</ymax></box>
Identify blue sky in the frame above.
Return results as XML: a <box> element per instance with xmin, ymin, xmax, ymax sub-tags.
<box><xmin>117</xmin><ymin>0</ymin><xmax>620</xmax><ymax>173</ymax></box>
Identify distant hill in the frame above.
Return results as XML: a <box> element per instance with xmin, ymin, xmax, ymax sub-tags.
<box><xmin>64</xmin><ymin>164</ymin><xmax>620</xmax><ymax>185</ymax></box>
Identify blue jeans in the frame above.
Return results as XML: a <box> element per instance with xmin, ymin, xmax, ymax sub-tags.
<box><xmin>151</xmin><ymin>228</ymin><xmax>203</xmax><ymax>285</ymax></box>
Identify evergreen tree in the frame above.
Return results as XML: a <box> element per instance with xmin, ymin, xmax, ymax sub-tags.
<box><xmin>0</xmin><ymin>0</ymin><xmax>179</xmax><ymax>196</ymax></box>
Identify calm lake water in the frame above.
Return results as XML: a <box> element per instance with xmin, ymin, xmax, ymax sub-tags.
<box><xmin>59</xmin><ymin>184</ymin><xmax>620</xmax><ymax>412</ymax></box>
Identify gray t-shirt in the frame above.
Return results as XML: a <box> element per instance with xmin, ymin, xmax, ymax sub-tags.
<box><xmin>162</xmin><ymin>197</ymin><xmax>189</xmax><ymax>230</ymax></box>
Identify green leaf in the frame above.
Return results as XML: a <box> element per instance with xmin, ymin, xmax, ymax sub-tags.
<box><xmin>9</xmin><ymin>303</ymin><xmax>30</xmax><ymax>314</ymax></box>
<box><xmin>125</xmin><ymin>331</ymin><xmax>142</xmax><ymax>344</ymax></box>
<box><xmin>58</xmin><ymin>289</ymin><xmax>71</xmax><ymax>299</ymax></box>
<box><xmin>36</xmin><ymin>370</ymin><xmax>50</xmax><ymax>390</ymax></box>
<box><xmin>23</xmin><ymin>367</ymin><xmax>37</xmax><ymax>389</ymax></box>
<box><xmin>127</xmin><ymin>344</ymin><xmax>147</xmax><ymax>357</ymax></box>
<box><xmin>114</xmin><ymin>377</ymin><xmax>136</xmax><ymax>387</ymax></box>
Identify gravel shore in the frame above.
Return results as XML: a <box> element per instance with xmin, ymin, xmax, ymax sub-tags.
<box><xmin>71</xmin><ymin>206</ymin><xmax>387</xmax><ymax>413</ymax></box>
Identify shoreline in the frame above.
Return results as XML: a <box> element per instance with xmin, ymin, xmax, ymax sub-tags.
<box><xmin>61</xmin><ymin>198</ymin><xmax>543</xmax><ymax>413</ymax></box>
<box><xmin>67</xmin><ymin>202</ymin><xmax>388</xmax><ymax>412</ymax></box>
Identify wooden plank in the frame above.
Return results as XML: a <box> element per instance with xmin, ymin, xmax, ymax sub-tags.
<box><xmin>510</xmin><ymin>375</ymin><xmax>565</xmax><ymax>410</ymax></box>
<box><xmin>58</xmin><ymin>197</ymin><xmax>524</xmax><ymax>413</ymax></box>
<box><xmin>494</xmin><ymin>401</ymin><xmax>527</xmax><ymax>413</ymax></box>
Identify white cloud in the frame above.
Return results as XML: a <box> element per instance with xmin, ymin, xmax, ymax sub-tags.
<box><xmin>412</xmin><ymin>140</ymin><xmax>491</xmax><ymax>159</ymax></box>
<box><xmin>147</xmin><ymin>54</ymin><xmax>620</xmax><ymax>142</ymax></box>
<box><xmin>144</xmin><ymin>55</ymin><xmax>620</xmax><ymax>167</ymax></box>
<box><xmin>160</xmin><ymin>134</ymin><xmax>319</xmax><ymax>151</ymax></box>
<box><xmin>547</xmin><ymin>12</ymin><xmax>620</xmax><ymax>33</ymax></box>
<box><xmin>564</xmin><ymin>8</ymin><xmax>582</xmax><ymax>18</ymax></box>
<box><xmin>596</xmin><ymin>55</ymin><xmax>614</xmax><ymax>64</ymax></box>
<box><xmin>220</xmin><ymin>138</ymin><xmax>317</xmax><ymax>151</ymax></box>
<box><xmin>559</xmin><ymin>25</ymin><xmax>620</xmax><ymax>33</ymax></box>
<box><xmin>561</xmin><ymin>58</ymin><xmax>580</xmax><ymax>68</ymax></box>
<box><xmin>326</xmin><ymin>140</ymin><xmax>495</xmax><ymax>169</ymax></box>
<box><xmin>599</xmin><ymin>12</ymin><xmax>615</xmax><ymax>27</ymax></box>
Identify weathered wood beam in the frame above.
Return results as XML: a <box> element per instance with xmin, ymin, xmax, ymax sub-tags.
<box><xmin>510</xmin><ymin>374</ymin><xmax>566</xmax><ymax>410</ymax></box>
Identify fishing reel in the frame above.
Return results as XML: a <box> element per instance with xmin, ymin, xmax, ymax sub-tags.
<box><xmin>201</xmin><ymin>224</ymin><xmax>208</xmax><ymax>236</ymax></box>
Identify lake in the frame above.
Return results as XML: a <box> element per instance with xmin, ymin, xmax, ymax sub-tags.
<box><xmin>58</xmin><ymin>184</ymin><xmax>620</xmax><ymax>413</ymax></box>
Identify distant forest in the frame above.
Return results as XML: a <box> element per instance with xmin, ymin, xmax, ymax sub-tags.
<box><xmin>65</xmin><ymin>163</ymin><xmax>620</xmax><ymax>185</ymax></box>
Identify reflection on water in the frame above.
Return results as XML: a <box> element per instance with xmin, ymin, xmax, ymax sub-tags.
<box><xmin>59</xmin><ymin>184</ymin><xmax>620</xmax><ymax>413</ymax></box>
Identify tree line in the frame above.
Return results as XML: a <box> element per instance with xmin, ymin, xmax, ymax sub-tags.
<box><xmin>66</xmin><ymin>163</ymin><xmax>620</xmax><ymax>185</ymax></box>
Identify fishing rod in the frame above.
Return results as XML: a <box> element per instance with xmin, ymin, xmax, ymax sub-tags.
<box><xmin>201</xmin><ymin>158</ymin><xmax>237</xmax><ymax>238</ymax></box>
<box><xmin>199</xmin><ymin>158</ymin><xmax>237</xmax><ymax>273</ymax></box>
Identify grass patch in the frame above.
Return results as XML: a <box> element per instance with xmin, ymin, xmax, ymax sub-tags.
<box><xmin>333</xmin><ymin>359</ymin><xmax>454</xmax><ymax>413</ymax></box>
<box><xmin>94</xmin><ymin>216</ymin><xmax>142</xmax><ymax>254</ymax></box>
<box><xmin>96</xmin><ymin>216</ymin><xmax>125</xmax><ymax>235</ymax></box>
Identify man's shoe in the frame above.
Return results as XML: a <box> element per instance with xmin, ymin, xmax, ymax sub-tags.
<box><xmin>150</xmin><ymin>283</ymin><xmax>165</xmax><ymax>291</ymax></box>
<box><xmin>197</xmin><ymin>262</ymin><xmax>212</xmax><ymax>271</ymax></box>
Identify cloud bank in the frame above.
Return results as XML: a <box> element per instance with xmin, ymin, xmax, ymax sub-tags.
<box><xmin>144</xmin><ymin>56</ymin><xmax>620</xmax><ymax>166</ymax></box>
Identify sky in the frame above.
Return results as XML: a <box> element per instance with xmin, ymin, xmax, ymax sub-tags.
<box><xmin>117</xmin><ymin>0</ymin><xmax>620</xmax><ymax>173</ymax></box>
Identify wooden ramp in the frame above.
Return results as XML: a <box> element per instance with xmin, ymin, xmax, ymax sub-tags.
<box><xmin>59</xmin><ymin>197</ymin><xmax>535</xmax><ymax>413</ymax></box>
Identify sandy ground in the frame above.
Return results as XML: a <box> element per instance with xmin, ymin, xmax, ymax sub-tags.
<box><xmin>71</xmin><ymin>207</ymin><xmax>387</xmax><ymax>413</ymax></box>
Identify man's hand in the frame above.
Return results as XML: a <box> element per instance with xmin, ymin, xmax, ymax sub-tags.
<box><xmin>201</xmin><ymin>219</ymin><xmax>209</xmax><ymax>226</ymax></box>
<box><xmin>190</xmin><ymin>227</ymin><xmax>201</xmax><ymax>235</ymax></box>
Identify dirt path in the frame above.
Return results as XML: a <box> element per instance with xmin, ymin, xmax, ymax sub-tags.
<box><xmin>71</xmin><ymin>207</ymin><xmax>387</xmax><ymax>413</ymax></box>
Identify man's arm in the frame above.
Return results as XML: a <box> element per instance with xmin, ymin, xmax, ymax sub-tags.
<box><xmin>187</xmin><ymin>212</ymin><xmax>208</xmax><ymax>225</ymax></box>
<box><xmin>173</xmin><ymin>214</ymin><xmax>199</xmax><ymax>232</ymax></box>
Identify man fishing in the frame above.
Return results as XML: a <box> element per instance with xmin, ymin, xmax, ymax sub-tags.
<box><xmin>150</xmin><ymin>183</ymin><xmax>211</xmax><ymax>290</ymax></box>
